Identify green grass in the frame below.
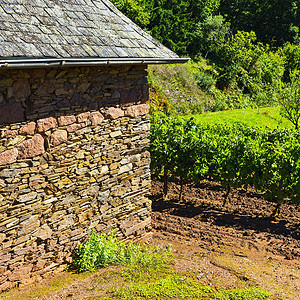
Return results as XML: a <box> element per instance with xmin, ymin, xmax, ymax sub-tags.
<box><xmin>184</xmin><ymin>106</ymin><xmax>293</xmax><ymax>129</ymax></box>
<box><xmin>112</xmin><ymin>273</ymin><xmax>271</xmax><ymax>300</ymax></box>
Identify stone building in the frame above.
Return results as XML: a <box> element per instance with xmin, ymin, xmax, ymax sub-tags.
<box><xmin>0</xmin><ymin>0</ymin><xmax>187</xmax><ymax>291</ymax></box>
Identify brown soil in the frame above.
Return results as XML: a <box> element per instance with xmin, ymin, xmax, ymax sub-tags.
<box><xmin>150</xmin><ymin>180</ymin><xmax>300</xmax><ymax>300</ymax></box>
<box><xmin>2</xmin><ymin>180</ymin><xmax>300</xmax><ymax>299</ymax></box>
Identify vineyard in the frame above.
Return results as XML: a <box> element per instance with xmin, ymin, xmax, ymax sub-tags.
<box><xmin>150</xmin><ymin>114</ymin><xmax>300</xmax><ymax>216</ymax></box>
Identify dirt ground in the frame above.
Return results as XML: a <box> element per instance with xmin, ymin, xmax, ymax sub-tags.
<box><xmin>2</xmin><ymin>180</ymin><xmax>300</xmax><ymax>299</ymax></box>
<box><xmin>151</xmin><ymin>180</ymin><xmax>300</xmax><ymax>300</ymax></box>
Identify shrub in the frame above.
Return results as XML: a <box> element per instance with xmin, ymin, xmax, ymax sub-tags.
<box><xmin>73</xmin><ymin>230</ymin><xmax>173</xmax><ymax>272</ymax></box>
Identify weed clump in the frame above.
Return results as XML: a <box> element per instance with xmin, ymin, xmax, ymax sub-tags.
<box><xmin>72</xmin><ymin>230</ymin><xmax>173</xmax><ymax>272</ymax></box>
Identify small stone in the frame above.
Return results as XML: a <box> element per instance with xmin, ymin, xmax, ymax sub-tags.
<box><xmin>7</xmin><ymin>135</ymin><xmax>26</xmax><ymax>147</ymax></box>
<box><xmin>110</xmin><ymin>130</ymin><xmax>122</xmax><ymax>138</ymax></box>
<box><xmin>0</xmin><ymin>233</ymin><xmax>6</xmax><ymax>243</ymax></box>
<box><xmin>89</xmin><ymin>111</ymin><xmax>104</xmax><ymax>126</ymax></box>
<box><xmin>37</xmin><ymin>117</ymin><xmax>58</xmax><ymax>132</ymax></box>
<box><xmin>19</xmin><ymin>122</ymin><xmax>36</xmax><ymax>135</ymax></box>
<box><xmin>104</xmin><ymin>107</ymin><xmax>124</xmax><ymax>120</ymax></box>
<box><xmin>19</xmin><ymin>192</ymin><xmax>38</xmax><ymax>203</ymax></box>
<box><xmin>17</xmin><ymin>134</ymin><xmax>45</xmax><ymax>159</ymax></box>
<box><xmin>0</xmin><ymin>148</ymin><xmax>18</xmax><ymax>166</ymax></box>
<box><xmin>34</xmin><ymin>225</ymin><xmax>52</xmax><ymax>240</ymax></box>
<box><xmin>118</xmin><ymin>163</ymin><xmax>133</xmax><ymax>174</ymax></box>
<box><xmin>50</xmin><ymin>130</ymin><xmax>68</xmax><ymax>147</ymax></box>
<box><xmin>76</xmin><ymin>81</ymin><xmax>91</xmax><ymax>93</ymax></box>
<box><xmin>100</xmin><ymin>165</ymin><xmax>109</xmax><ymax>174</ymax></box>
<box><xmin>58</xmin><ymin>115</ymin><xmax>76</xmax><ymax>126</ymax></box>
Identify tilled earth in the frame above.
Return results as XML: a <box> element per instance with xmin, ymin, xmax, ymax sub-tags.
<box><xmin>3</xmin><ymin>180</ymin><xmax>300</xmax><ymax>299</ymax></box>
<box><xmin>151</xmin><ymin>180</ymin><xmax>300</xmax><ymax>259</ymax></box>
<box><xmin>151</xmin><ymin>180</ymin><xmax>300</xmax><ymax>300</ymax></box>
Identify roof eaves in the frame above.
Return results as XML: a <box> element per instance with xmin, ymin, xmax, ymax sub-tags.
<box><xmin>0</xmin><ymin>57</ymin><xmax>190</xmax><ymax>69</ymax></box>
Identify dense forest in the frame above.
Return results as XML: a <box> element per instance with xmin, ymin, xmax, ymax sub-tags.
<box><xmin>112</xmin><ymin>0</ymin><xmax>300</xmax><ymax>129</ymax></box>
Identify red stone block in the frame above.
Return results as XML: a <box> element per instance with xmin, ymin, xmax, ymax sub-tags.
<box><xmin>89</xmin><ymin>111</ymin><xmax>104</xmax><ymax>125</ymax></box>
<box><xmin>104</xmin><ymin>107</ymin><xmax>124</xmax><ymax>119</ymax></box>
<box><xmin>0</xmin><ymin>148</ymin><xmax>18</xmax><ymax>166</ymax></box>
<box><xmin>37</xmin><ymin>117</ymin><xmax>58</xmax><ymax>132</ymax></box>
<box><xmin>19</xmin><ymin>121</ymin><xmax>36</xmax><ymax>135</ymax></box>
<box><xmin>17</xmin><ymin>134</ymin><xmax>45</xmax><ymax>159</ymax></box>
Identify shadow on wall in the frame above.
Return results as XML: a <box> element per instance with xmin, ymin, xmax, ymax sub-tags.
<box><xmin>0</xmin><ymin>65</ymin><xmax>149</xmax><ymax>126</ymax></box>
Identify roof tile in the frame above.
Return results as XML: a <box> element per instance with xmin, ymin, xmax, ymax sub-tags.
<box><xmin>0</xmin><ymin>0</ymin><xmax>179</xmax><ymax>60</ymax></box>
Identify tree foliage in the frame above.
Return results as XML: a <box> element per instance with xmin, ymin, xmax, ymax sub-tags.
<box><xmin>111</xmin><ymin>0</ymin><xmax>151</xmax><ymax>28</ymax></box>
<box><xmin>276</xmin><ymin>71</ymin><xmax>300</xmax><ymax>130</ymax></box>
<box><xmin>219</xmin><ymin>0</ymin><xmax>300</xmax><ymax>46</ymax></box>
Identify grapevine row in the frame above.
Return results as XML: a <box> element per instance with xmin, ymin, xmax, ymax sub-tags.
<box><xmin>150</xmin><ymin>114</ymin><xmax>300</xmax><ymax>215</ymax></box>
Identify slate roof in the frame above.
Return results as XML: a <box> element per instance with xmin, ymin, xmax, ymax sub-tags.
<box><xmin>0</xmin><ymin>0</ymin><xmax>187</xmax><ymax>65</ymax></box>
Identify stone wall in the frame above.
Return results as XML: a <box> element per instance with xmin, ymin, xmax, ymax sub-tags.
<box><xmin>0</xmin><ymin>65</ymin><xmax>151</xmax><ymax>291</ymax></box>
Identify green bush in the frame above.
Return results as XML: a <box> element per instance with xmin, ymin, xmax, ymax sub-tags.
<box><xmin>73</xmin><ymin>231</ymin><xmax>173</xmax><ymax>272</ymax></box>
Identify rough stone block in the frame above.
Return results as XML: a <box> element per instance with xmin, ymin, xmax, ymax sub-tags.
<box><xmin>125</xmin><ymin>104</ymin><xmax>149</xmax><ymax>117</ymax></box>
<box><xmin>50</xmin><ymin>130</ymin><xmax>68</xmax><ymax>147</ymax></box>
<box><xmin>2</xmin><ymin>130</ymin><xmax>18</xmax><ymax>138</ymax></box>
<box><xmin>58</xmin><ymin>115</ymin><xmax>76</xmax><ymax>126</ymax></box>
<box><xmin>17</xmin><ymin>134</ymin><xmax>45</xmax><ymax>159</ymax></box>
<box><xmin>89</xmin><ymin>111</ymin><xmax>104</xmax><ymax>126</ymax></box>
<box><xmin>67</xmin><ymin>123</ymin><xmax>83</xmax><ymax>133</ymax></box>
<box><xmin>19</xmin><ymin>122</ymin><xmax>36</xmax><ymax>135</ymax></box>
<box><xmin>37</xmin><ymin>117</ymin><xmax>58</xmax><ymax>133</ymax></box>
<box><xmin>0</xmin><ymin>148</ymin><xmax>18</xmax><ymax>166</ymax></box>
<box><xmin>77</xmin><ymin>112</ymin><xmax>90</xmax><ymax>123</ymax></box>
<box><xmin>104</xmin><ymin>107</ymin><xmax>124</xmax><ymax>119</ymax></box>
<box><xmin>34</xmin><ymin>224</ymin><xmax>52</xmax><ymax>240</ymax></box>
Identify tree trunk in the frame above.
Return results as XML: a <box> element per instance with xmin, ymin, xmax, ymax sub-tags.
<box><xmin>179</xmin><ymin>176</ymin><xmax>184</xmax><ymax>201</ymax></box>
<box><xmin>163</xmin><ymin>168</ymin><xmax>168</xmax><ymax>199</ymax></box>
<box><xmin>223</xmin><ymin>184</ymin><xmax>231</xmax><ymax>206</ymax></box>
<box><xmin>270</xmin><ymin>202</ymin><xmax>281</xmax><ymax>218</ymax></box>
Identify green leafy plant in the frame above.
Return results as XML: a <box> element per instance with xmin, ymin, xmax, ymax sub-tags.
<box><xmin>150</xmin><ymin>114</ymin><xmax>300</xmax><ymax>214</ymax></box>
<box><xmin>73</xmin><ymin>230</ymin><xmax>173</xmax><ymax>272</ymax></box>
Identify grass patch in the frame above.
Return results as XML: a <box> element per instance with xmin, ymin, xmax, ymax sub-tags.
<box><xmin>148</xmin><ymin>63</ymin><xmax>210</xmax><ymax>115</ymax></box>
<box><xmin>111</xmin><ymin>274</ymin><xmax>271</xmax><ymax>300</ymax></box>
<box><xmin>184</xmin><ymin>106</ymin><xmax>292</xmax><ymax>129</ymax></box>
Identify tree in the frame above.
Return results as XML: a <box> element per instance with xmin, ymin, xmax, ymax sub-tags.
<box><xmin>111</xmin><ymin>0</ymin><xmax>152</xmax><ymax>28</ymax></box>
<box><xmin>276</xmin><ymin>71</ymin><xmax>300</xmax><ymax>130</ymax></box>
<box><xmin>193</xmin><ymin>14</ymin><xmax>231</xmax><ymax>58</ymax></box>
<box><xmin>219</xmin><ymin>0</ymin><xmax>299</xmax><ymax>46</ymax></box>
<box><xmin>148</xmin><ymin>0</ymin><xmax>221</xmax><ymax>55</ymax></box>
